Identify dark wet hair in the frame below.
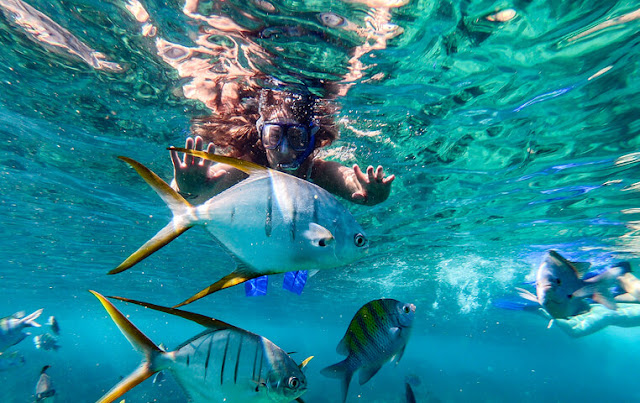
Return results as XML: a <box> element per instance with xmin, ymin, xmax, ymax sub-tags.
<box><xmin>190</xmin><ymin>87</ymin><xmax>338</xmax><ymax>165</ymax></box>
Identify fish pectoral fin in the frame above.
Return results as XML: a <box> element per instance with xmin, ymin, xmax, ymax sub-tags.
<box><xmin>389</xmin><ymin>326</ymin><xmax>401</xmax><ymax>338</ymax></box>
<box><xmin>173</xmin><ymin>269</ymin><xmax>260</xmax><ymax>308</ymax></box>
<box><xmin>299</xmin><ymin>356</ymin><xmax>314</xmax><ymax>370</ymax></box>
<box><xmin>358</xmin><ymin>363</ymin><xmax>383</xmax><ymax>385</ymax></box>
<box><xmin>392</xmin><ymin>344</ymin><xmax>407</xmax><ymax>364</ymax></box>
<box><xmin>303</xmin><ymin>223</ymin><xmax>334</xmax><ymax>247</ymax></box>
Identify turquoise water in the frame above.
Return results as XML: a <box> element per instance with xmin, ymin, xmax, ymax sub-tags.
<box><xmin>1</xmin><ymin>0</ymin><xmax>640</xmax><ymax>401</ymax></box>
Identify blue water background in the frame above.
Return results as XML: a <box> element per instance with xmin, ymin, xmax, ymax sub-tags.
<box><xmin>1</xmin><ymin>0</ymin><xmax>640</xmax><ymax>401</ymax></box>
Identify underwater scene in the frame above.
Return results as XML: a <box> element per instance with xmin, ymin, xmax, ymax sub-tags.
<box><xmin>2</xmin><ymin>0</ymin><xmax>640</xmax><ymax>402</ymax></box>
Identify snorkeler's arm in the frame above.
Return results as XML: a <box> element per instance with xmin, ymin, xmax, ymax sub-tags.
<box><xmin>170</xmin><ymin>136</ymin><xmax>246</xmax><ymax>204</ymax></box>
<box><xmin>311</xmin><ymin>159</ymin><xmax>395</xmax><ymax>206</ymax></box>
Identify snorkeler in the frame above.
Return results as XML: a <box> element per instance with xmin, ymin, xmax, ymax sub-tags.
<box><xmin>170</xmin><ymin>86</ymin><xmax>395</xmax><ymax>296</ymax></box>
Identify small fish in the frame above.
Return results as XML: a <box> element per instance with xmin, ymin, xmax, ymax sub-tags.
<box><xmin>46</xmin><ymin>316</ymin><xmax>60</xmax><ymax>335</ymax></box>
<box><xmin>517</xmin><ymin>250</ymin><xmax>620</xmax><ymax>319</ymax></box>
<box><xmin>111</xmin><ymin>151</ymin><xmax>368</xmax><ymax>307</ymax></box>
<box><xmin>35</xmin><ymin>365</ymin><xmax>56</xmax><ymax>402</ymax></box>
<box><xmin>90</xmin><ymin>290</ymin><xmax>312</xmax><ymax>403</ymax></box>
<box><xmin>0</xmin><ymin>351</ymin><xmax>25</xmax><ymax>371</ymax></box>
<box><xmin>33</xmin><ymin>333</ymin><xmax>60</xmax><ymax>351</ymax></box>
<box><xmin>405</xmin><ymin>381</ymin><xmax>416</xmax><ymax>403</ymax></box>
<box><xmin>321</xmin><ymin>299</ymin><xmax>416</xmax><ymax>403</ymax></box>
<box><xmin>0</xmin><ymin>309</ymin><xmax>42</xmax><ymax>352</ymax></box>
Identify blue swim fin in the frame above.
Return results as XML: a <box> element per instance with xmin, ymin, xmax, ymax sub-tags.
<box><xmin>245</xmin><ymin>275</ymin><xmax>268</xmax><ymax>296</ymax></box>
<box><xmin>283</xmin><ymin>271</ymin><xmax>308</xmax><ymax>295</ymax></box>
<box><xmin>492</xmin><ymin>298</ymin><xmax>539</xmax><ymax>312</ymax></box>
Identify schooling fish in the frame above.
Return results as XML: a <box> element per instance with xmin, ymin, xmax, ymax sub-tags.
<box><xmin>0</xmin><ymin>351</ymin><xmax>25</xmax><ymax>371</ymax></box>
<box><xmin>517</xmin><ymin>250</ymin><xmax>620</xmax><ymax>319</ymax></box>
<box><xmin>35</xmin><ymin>365</ymin><xmax>56</xmax><ymax>402</ymax></box>
<box><xmin>33</xmin><ymin>333</ymin><xmax>60</xmax><ymax>351</ymax></box>
<box><xmin>321</xmin><ymin>299</ymin><xmax>415</xmax><ymax>403</ymax></box>
<box><xmin>46</xmin><ymin>316</ymin><xmax>60</xmax><ymax>335</ymax></box>
<box><xmin>111</xmin><ymin>151</ymin><xmax>368</xmax><ymax>307</ymax></box>
<box><xmin>0</xmin><ymin>309</ymin><xmax>42</xmax><ymax>352</ymax></box>
<box><xmin>90</xmin><ymin>290</ymin><xmax>312</xmax><ymax>403</ymax></box>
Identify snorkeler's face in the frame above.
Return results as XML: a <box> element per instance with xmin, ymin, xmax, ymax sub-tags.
<box><xmin>261</xmin><ymin>119</ymin><xmax>317</xmax><ymax>171</ymax></box>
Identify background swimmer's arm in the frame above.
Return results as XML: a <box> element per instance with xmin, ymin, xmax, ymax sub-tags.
<box><xmin>311</xmin><ymin>159</ymin><xmax>395</xmax><ymax>205</ymax></box>
<box><xmin>170</xmin><ymin>136</ymin><xmax>246</xmax><ymax>204</ymax></box>
<box><xmin>553</xmin><ymin>305</ymin><xmax>617</xmax><ymax>338</ymax></box>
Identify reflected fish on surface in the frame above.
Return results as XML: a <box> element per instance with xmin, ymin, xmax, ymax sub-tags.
<box><xmin>321</xmin><ymin>299</ymin><xmax>416</xmax><ymax>403</ymax></box>
<box><xmin>90</xmin><ymin>290</ymin><xmax>312</xmax><ymax>403</ymax></box>
<box><xmin>35</xmin><ymin>365</ymin><xmax>56</xmax><ymax>402</ymax></box>
<box><xmin>517</xmin><ymin>250</ymin><xmax>620</xmax><ymax>319</ymax></box>
<box><xmin>0</xmin><ymin>309</ymin><xmax>42</xmax><ymax>352</ymax></box>
<box><xmin>111</xmin><ymin>151</ymin><xmax>368</xmax><ymax>307</ymax></box>
<box><xmin>0</xmin><ymin>351</ymin><xmax>25</xmax><ymax>371</ymax></box>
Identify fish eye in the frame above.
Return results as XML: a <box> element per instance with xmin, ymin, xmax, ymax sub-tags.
<box><xmin>403</xmin><ymin>305</ymin><xmax>410</xmax><ymax>314</ymax></box>
<box><xmin>354</xmin><ymin>233</ymin><xmax>367</xmax><ymax>247</ymax></box>
<box><xmin>288</xmin><ymin>377</ymin><xmax>300</xmax><ymax>389</ymax></box>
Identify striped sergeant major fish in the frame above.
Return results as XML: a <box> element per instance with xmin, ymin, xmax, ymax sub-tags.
<box><xmin>0</xmin><ymin>309</ymin><xmax>42</xmax><ymax>352</ymax></box>
<box><xmin>321</xmin><ymin>299</ymin><xmax>415</xmax><ymax>403</ymax></box>
<box><xmin>90</xmin><ymin>290</ymin><xmax>312</xmax><ymax>403</ymax></box>
<box><xmin>110</xmin><ymin>150</ymin><xmax>368</xmax><ymax>307</ymax></box>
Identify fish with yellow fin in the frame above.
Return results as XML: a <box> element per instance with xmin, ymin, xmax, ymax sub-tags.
<box><xmin>90</xmin><ymin>290</ymin><xmax>312</xmax><ymax>403</ymax></box>
<box><xmin>111</xmin><ymin>150</ymin><xmax>368</xmax><ymax>307</ymax></box>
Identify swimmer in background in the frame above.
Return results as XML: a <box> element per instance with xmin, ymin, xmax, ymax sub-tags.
<box><xmin>549</xmin><ymin>262</ymin><xmax>640</xmax><ymax>337</ymax></box>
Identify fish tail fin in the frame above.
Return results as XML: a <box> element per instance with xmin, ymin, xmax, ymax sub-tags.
<box><xmin>23</xmin><ymin>309</ymin><xmax>43</xmax><ymax>328</ymax></box>
<box><xmin>110</xmin><ymin>156</ymin><xmax>195</xmax><ymax>274</ymax></box>
<box><xmin>90</xmin><ymin>290</ymin><xmax>163</xmax><ymax>403</ymax></box>
<box><xmin>321</xmin><ymin>360</ymin><xmax>353</xmax><ymax>403</ymax></box>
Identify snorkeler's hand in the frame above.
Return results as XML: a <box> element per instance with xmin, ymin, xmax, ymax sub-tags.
<box><xmin>351</xmin><ymin>164</ymin><xmax>395</xmax><ymax>205</ymax></box>
<box><xmin>170</xmin><ymin>136</ymin><xmax>222</xmax><ymax>199</ymax></box>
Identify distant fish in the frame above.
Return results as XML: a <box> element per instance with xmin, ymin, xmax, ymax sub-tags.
<box><xmin>321</xmin><ymin>299</ymin><xmax>416</xmax><ymax>403</ymax></box>
<box><xmin>517</xmin><ymin>250</ymin><xmax>620</xmax><ymax>319</ymax></box>
<box><xmin>0</xmin><ymin>309</ymin><xmax>42</xmax><ymax>352</ymax></box>
<box><xmin>35</xmin><ymin>365</ymin><xmax>55</xmax><ymax>402</ymax></box>
<box><xmin>90</xmin><ymin>290</ymin><xmax>312</xmax><ymax>403</ymax></box>
<box><xmin>0</xmin><ymin>351</ymin><xmax>25</xmax><ymax>371</ymax></box>
<box><xmin>405</xmin><ymin>381</ymin><xmax>416</xmax><ymax>403</ymax></box>
<box><xmin>33</xmin><ymin>333</ymin><xmax>60</xmax><ymax>351</ymax></box>
<box><xmin>111</xmin><ymin>151</ymin><xmax>368</xmax><ymax>307</ymax></box>
<box><xmin>46</xmin><ymin>316</ymin><xmax>60</xmax><ymax>335</ymax></box>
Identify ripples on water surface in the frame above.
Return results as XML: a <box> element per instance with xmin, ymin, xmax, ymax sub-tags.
<box><xmin>1</xmin><ymin>0</ymin><xmax>640</xmax><ymax>402</ymax></box>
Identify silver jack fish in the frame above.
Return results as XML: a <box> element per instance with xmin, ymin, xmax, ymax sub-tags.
<box><xmin>321</xmin><ymin>299</ymin><xmax>415</xmax><ymax>403</ymax></box>
<box><xmin>0</xmin><ymin>309</ymin><xmax>42</xmax><ymax>352</ymax></box>
<box><xmin>517</xmin><ymin>250</ymin><xmax>620</xmax><ymax>319</ymax></box>
<box><xmin>90</xmin><ymin>290</ymin><xmax>312</xmax><ymax>403</ymax></box>
<box><xmin>111</xmin><ymin>150</ymin><xmax>369</xmax><ymax>307</ymax></box>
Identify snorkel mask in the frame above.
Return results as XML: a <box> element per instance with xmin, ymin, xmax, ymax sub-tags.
<box><xmin>256</xmin><ymin>117</ymin><xmax>318</xmax><ymax>170</ymax></box>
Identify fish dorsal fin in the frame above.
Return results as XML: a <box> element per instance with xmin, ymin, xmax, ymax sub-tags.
<box><xmin>106</xmin><ymin>295</ymin><xmax>245</xmax><ymax>334</ymax></box>
<box><xmin>168</xmin><ymin>148</ymin><xmax>268</xmax><ymax>176</ymax></box>
<box><xmin>569</xmin><ymin>261</ymin><xmax>591</xmax><ymax>275</ymax></box>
